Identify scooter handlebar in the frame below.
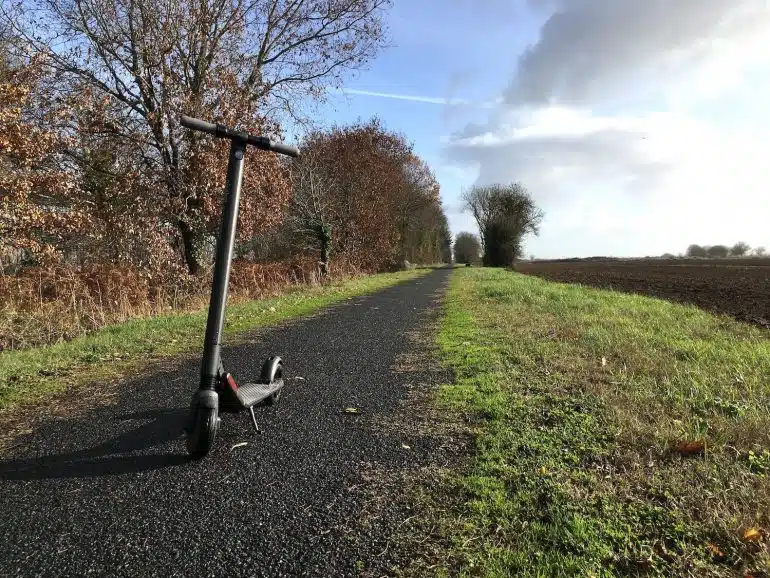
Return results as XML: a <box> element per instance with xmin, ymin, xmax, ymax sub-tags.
<box><xmin>180</xmin><ymin>115</ymin><xmax>300</xmax><ymax>158</ymax></box>
<box><xmin>180</xmin><ymin>115</ymin><xmax>218</xmax><ymax>136</ymax></box>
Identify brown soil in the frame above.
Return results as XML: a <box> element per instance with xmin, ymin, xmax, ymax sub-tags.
<box><xmin>516</xmin><ymin>258</ymin><xmax>770</xmax><ymax>329</ymax></box>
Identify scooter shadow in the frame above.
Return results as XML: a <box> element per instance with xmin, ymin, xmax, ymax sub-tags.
<box><xmin>0</xmin><ymin>408</ymin><xmax>191</xmax><ymax>481</ymax></box>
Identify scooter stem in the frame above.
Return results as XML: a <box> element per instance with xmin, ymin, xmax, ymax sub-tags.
<box><xmin>199</xmin><ymin>138</ymin><xmax>246</xmax><ymax>389</ymax></box>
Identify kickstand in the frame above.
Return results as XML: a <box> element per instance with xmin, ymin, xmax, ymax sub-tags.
<box><xmin>249</xmin><ymin>406</ymin><xmax>261</xmax><ymax>433</ymax></box>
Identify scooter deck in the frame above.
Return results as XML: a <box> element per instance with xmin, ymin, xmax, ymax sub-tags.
<box><xmin>235</xmin><ymin>381</ymin><xmax>283</xmax><ymax>408</ymax></box>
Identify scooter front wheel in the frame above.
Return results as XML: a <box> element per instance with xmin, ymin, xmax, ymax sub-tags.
<box><xmin>186</xmin><ymin>400</ymin><xmax>219</xmax><ymax>459</ymax></box>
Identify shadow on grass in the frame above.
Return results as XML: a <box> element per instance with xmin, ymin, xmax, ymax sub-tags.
<box><xmin>0</xmin><ymin>408</ymin><xmax>190</xmax><ymax>480</ymax></box>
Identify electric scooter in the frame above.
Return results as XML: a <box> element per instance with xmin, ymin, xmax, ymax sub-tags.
<box><xmin>180</xmin><ymin>115</ymin><xmax>300</xmax><ymax>459</ymax></box>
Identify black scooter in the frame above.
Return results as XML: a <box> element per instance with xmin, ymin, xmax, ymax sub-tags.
<box><xmin>180</xmin><ymin>115</ymin><xmax>299</xmax><ymax>459</ymax></box>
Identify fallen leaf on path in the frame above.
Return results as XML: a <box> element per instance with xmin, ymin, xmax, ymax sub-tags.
<box><xmin>230</xmin><ymin>442</ymin><xmax>248</xmax><ymax>450</ymax></box>
<box><xmin>344</xmin><ymin>407</ymin><xmax>360</xmax><ymax>414</ymax></box>
<box><xmin>743</xmin><ymin>527</ymin><xmax>762</xmax><ymax>542</ymax></box>
<box><xmin>676</xmin><ymin>439</ymin><xmax>706</xmax><ymax>456</ymax></box>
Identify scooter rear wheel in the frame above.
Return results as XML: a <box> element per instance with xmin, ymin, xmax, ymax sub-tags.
<box><xmin>186</xmin><ymin>405</ymin><xmax>219</xmax><ymax>459</ymax></box>
<box><xmin>260</xmin><ymin>356</ymin><xmax>284</xmax><ymax>406</ymax></box>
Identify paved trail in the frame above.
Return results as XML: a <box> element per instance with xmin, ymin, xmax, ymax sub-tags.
<box><xmin>0</xmin><ymin>269</ymin><xmax>451</xmax><ymax>578</ymax></box>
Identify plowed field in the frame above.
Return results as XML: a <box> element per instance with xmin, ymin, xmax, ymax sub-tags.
<box><xmin>516</xmin><ymin>258</ymin><xmax>770</xmax><ymax>328</ymax></box>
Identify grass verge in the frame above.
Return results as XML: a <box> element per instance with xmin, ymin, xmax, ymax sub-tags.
<box><xmin>428</xmin><ymin>267</ymin><xmax>769</xmax><ymax>576</ymax></box>
<box><xmin>0</xmin><ymin>269</ymin><xmax>428</xmax><ymax>412</ymax></box>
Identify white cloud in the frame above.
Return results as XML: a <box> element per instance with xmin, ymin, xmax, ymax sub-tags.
<box><xmin>442</xmin><ymin>0</ymin><xmax>770</xmax><ymax>257</ymax></box>
<box><xmin>507</xmin><ymin>0</ymin><xmax>770</xmax><ymax>106</ymax></box>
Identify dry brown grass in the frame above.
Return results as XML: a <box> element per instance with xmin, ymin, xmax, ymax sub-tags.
<box><xmin>0</xmin><ymin>257</ymin><xmax>357</xmax><ymax>351</ymax></box>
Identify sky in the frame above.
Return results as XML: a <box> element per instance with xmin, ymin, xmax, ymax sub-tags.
<box><xmin>305</xmin><ymin>0</ymin><xmax>770</xmax><ymax>258</ymax></box>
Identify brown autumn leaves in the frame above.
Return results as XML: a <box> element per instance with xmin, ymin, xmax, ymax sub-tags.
<box><xmin>0</xmin><ymin>0</ymin><xmax>450</xmax><ymax>282</ymax></box>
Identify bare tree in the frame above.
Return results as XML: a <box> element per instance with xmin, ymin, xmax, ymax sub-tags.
<box><xmin>6</xmin><ymin>0</ymin><xmax>390</xmax><ymax>119</ymax></box>
<box><xmin>461</xmin><ymin>185</ymin><xmax>495</xmax><ymax>254</ymax></box>
<box><xmin>753</xmin><ymin>246</ymin><xmax>766</xmax><ymax>257</ymax></box>
<box><xmin>730</xmin><ymin>241</ymin><xmax>750</xmax><ymax>256</ymax></box>
<box><xmin>2</xmin><ymin>0</ymin><xmax>391</xmax><ymax>273</ymax></box>
<box><xmin>286</xmin><ymin>150</ymin><xmax>335</xmax><ymax>276</ymax></box>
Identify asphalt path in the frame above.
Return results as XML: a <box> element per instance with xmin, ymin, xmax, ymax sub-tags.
<box><xmin>0</xmin><ymin>268</ymin><xmax>452</xmax><ymax>578</ymax></box>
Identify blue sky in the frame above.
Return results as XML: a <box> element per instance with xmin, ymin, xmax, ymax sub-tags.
<box><xmin>299</xmin><ymin>0</ymin><xmax>770</xmax><ymax>258</ymax></box>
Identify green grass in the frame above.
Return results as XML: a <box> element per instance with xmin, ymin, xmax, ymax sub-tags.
<box><xmin>0</xmin><ymin>270</ymin><xmax>428</xmax><ymax>412</ymax></box>
<box><xmin>430</xmin><ymin>267</ymin><xmax>770</xmax><ymax>577</ymax></box>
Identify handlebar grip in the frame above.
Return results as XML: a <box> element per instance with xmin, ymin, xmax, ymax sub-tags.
<box><xmin>180</xmin><ymin>115</ymin><xmax>217</xmax><ymax>135</ymax></box>
<box><xmin>248</xmin><ymin>135</ymin><xmax>300</xmax><ymax>157</ymax></box>
<box><xmin>270</xmin><ymin>142</ymin><xmax>300</xmax><ymax>158</ymax></box>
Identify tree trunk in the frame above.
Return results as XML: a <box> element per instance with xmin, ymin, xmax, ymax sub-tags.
<box><xmin>317</xmin><ymin>223</ymin><xmax>332</xmax><ymax>277</ymax></box>
<box><xmin>319</xmin><ymin>245</ymin><xmax>329</xmax><ymax>277</ymax></box>
<box><xmin>178</xmin><ymin>220</ymin><xmax>201</xmax><ymax>275</ymax></box>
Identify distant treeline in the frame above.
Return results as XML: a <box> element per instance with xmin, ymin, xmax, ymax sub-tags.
<box><xmin>679</xmin><ymin>243</ymin><xmax>766</xmax><ymax>258</ymax></box>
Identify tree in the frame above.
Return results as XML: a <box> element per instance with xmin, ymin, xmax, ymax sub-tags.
<box><xmin>686</xmin><ymin>244</ymin><xmax>707</xmax><ymax>257</ymax></box>
<box><xmin>753</xmin><ymin>246</ymin><xmax>766</xmax><ymax>257</ymax></box>
<box><xmin>707</xmin><ymin>245</ymin><xmax>729</xmax><ymax>258</ymax></box>
<box><xmin>437</xmin><ymin>211</ymin><xmax>453</xmax><ymax>264</ymax></box>
<box><xmin>462</xmin><ymin>182</ymin><xmax>543</xmax><ymax>267</ymax></box>
<box><xmin>283</xmin><ymin>118</ymin><xmax>449</xmax><ymax>272</ymax></box>
<box><xmin>730</xmin><ymin>241</ymin><xmax>751</xmax><ymax>256</ymax></box>
<box><xmin>286</xmin><ymin>149</ymin><xmax>336</xmax><ymax>276</ymax></box>
<box><xmin>0</xmin><ymin>53</ymin><xmax>92</xmax><ymax>265</ymax></box>
<box><xmin>4</xmin><ymin>0</ymin><xmax>391</xmax><ymax>273</ymax></box>
<box><xmin>292</xmin><ymin>119</ymin><xmax>404</xmax><ymax>271</ymax></box>
<box><xmin>453</xmin><ymin>232</ymin><xmax>481</xmax><ymax>264</ymax></box>
<box><xmin>392</xmin><ymin>155</ymin><xmax>443</xmax><ymax>264</ymax></box>
<box><xmin>425</xmin><ymin>203</ymin><xmax>453</xmax><ymax>264</ymax></box>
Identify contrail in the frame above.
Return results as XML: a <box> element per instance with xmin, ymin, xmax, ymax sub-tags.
<box><xmin>339</xmin><ymin>88</ymin><xmax>499</xmax><ymax>108</ymax></box>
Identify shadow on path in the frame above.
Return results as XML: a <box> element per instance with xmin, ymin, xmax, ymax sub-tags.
<box><xmin>0</xmin><ymin>408</ymin><xmax>189</xmax><ymax>480</ymax></box>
